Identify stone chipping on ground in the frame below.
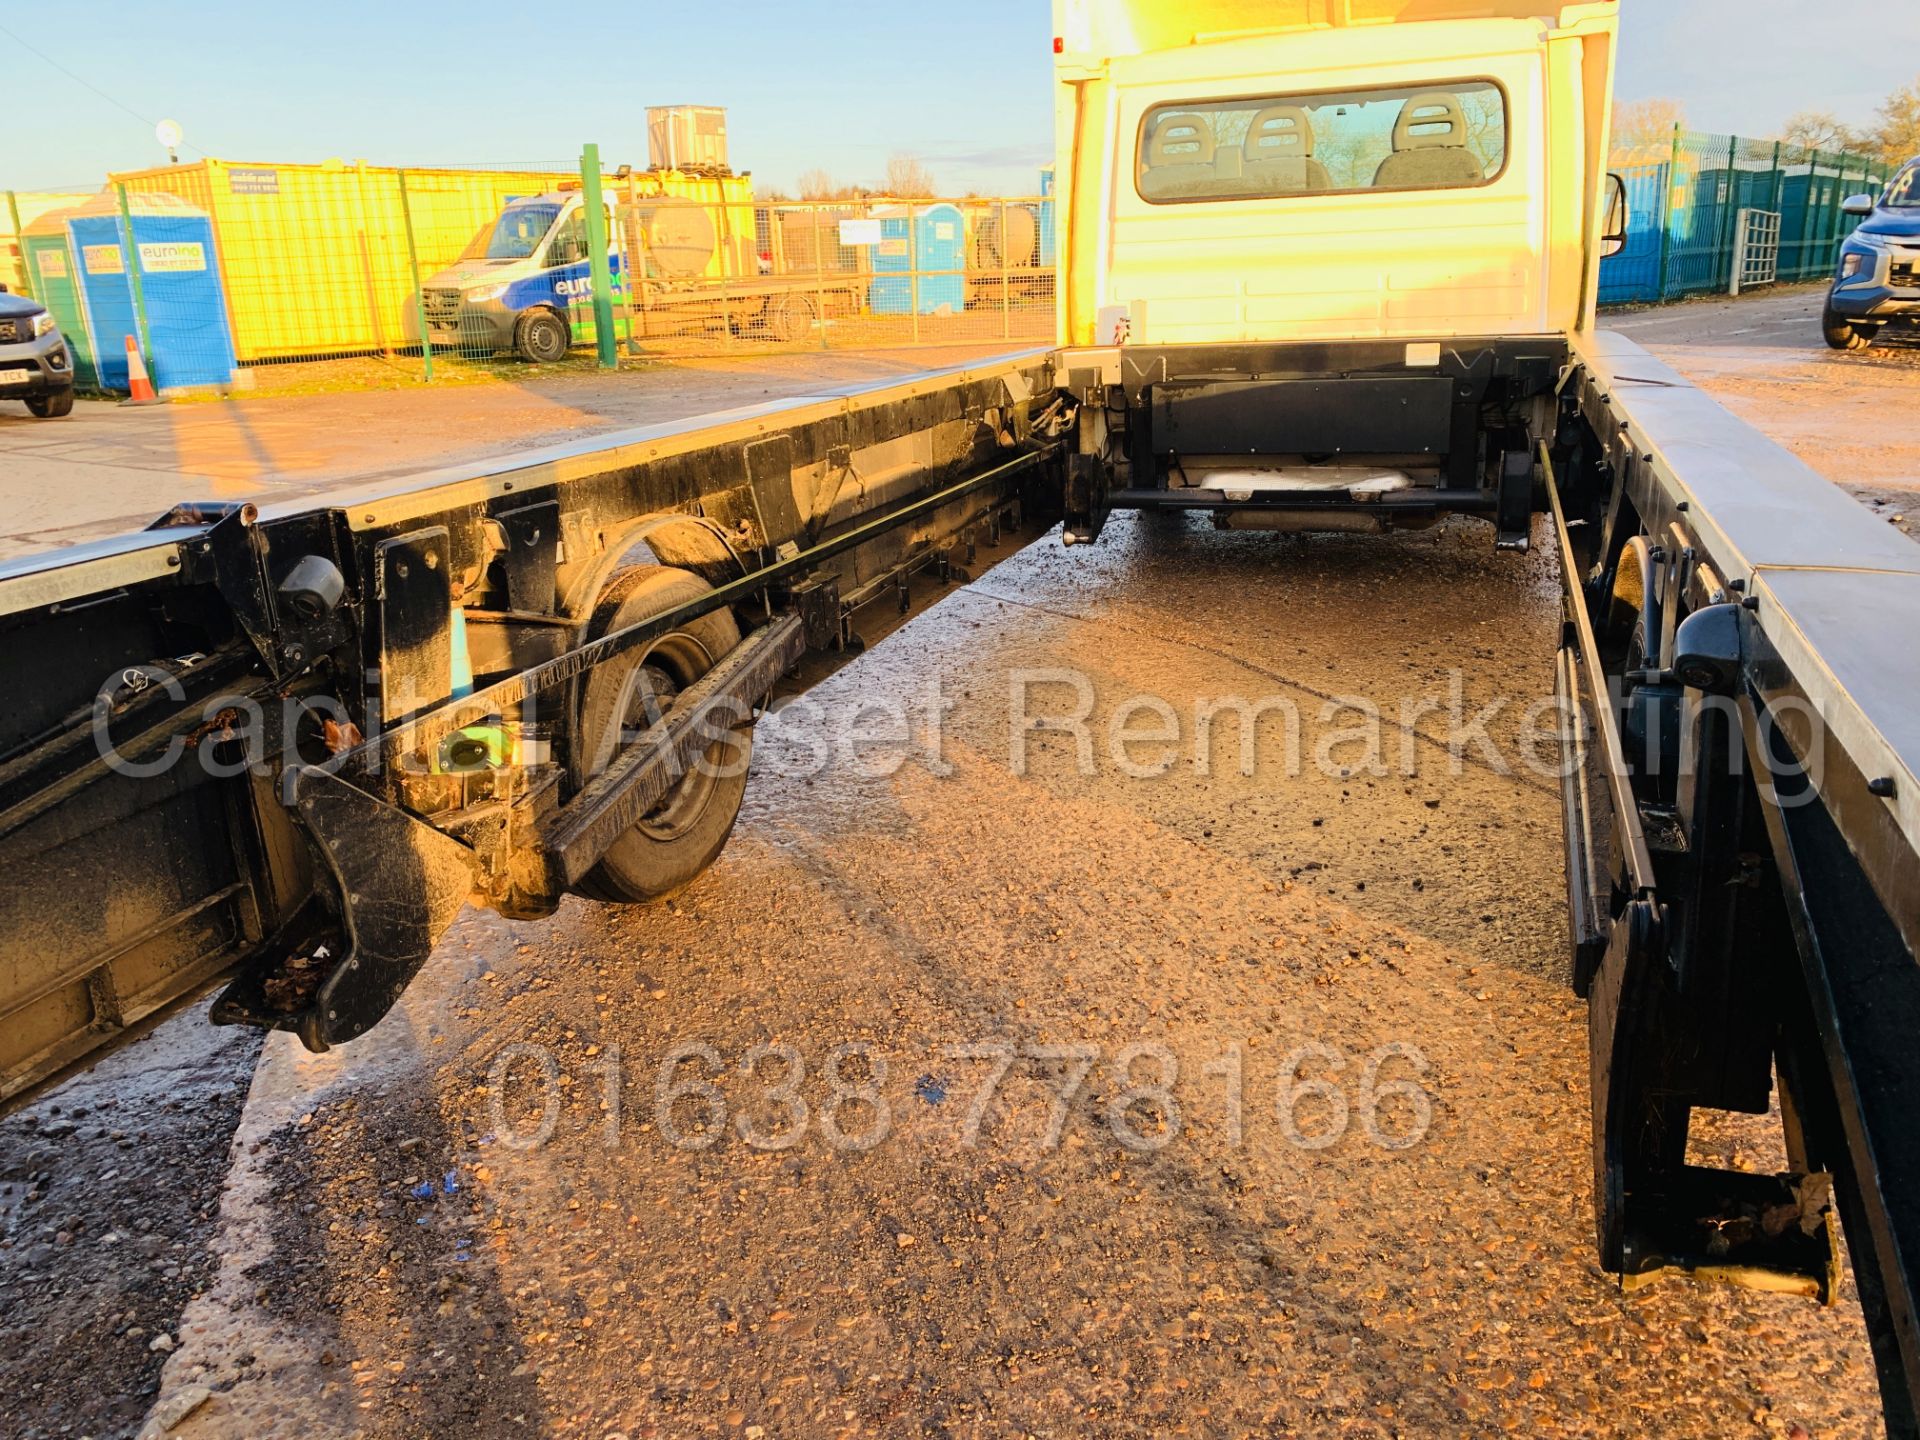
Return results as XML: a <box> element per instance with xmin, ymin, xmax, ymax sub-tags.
<box><xmin>149</xmin><ymin>507</ymin><xmax>1885</xmax><ymax>1439</ymax></box>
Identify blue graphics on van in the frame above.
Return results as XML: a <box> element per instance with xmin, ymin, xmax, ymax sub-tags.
<box><xmin>499</xmin><ymin>251</ymin><xmax>626</xmax><ymax>319</ymax></box>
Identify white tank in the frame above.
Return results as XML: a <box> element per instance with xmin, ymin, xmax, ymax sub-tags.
<box><xmin>647</xmin><ymin>106</ymin><xmax>729</xmax><ymax>174</ymax></box>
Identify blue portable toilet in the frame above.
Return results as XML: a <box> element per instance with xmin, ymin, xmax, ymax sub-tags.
<box><xmin>1038</xmin><ymin>167</ymin><xmax>1057</xmax><ymax>267</ymax></box>
<box><xmin>870</xmin><ymin>202</ymin><xmax>965</xmax><ymax>315</ymax></box>
<box><xmin>65</xmin><ymin>190</ymin><xmax>236</xmax><ymax>393</ymax></box>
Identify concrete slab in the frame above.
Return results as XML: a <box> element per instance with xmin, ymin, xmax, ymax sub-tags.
<box><xmin>0</xmin><ymin>347</ymin><xmax>1022</xmax><ymax>561</ymax></box>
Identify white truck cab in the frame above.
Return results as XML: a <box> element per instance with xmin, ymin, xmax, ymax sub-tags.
<box><xmin>1054</xmin><ymin>0</ymin><xmax>1619</xmax><ymax>346</ymax></box>
<box><xmin>1049</xmin><ymin>0</ymin><xmax>1621</xmax><ymax>548</ymax></box>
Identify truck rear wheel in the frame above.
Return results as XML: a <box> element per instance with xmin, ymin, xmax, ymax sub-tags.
<box><xmin>571</xmin><ymin>565</ymin><xmax>750</xmax><ymax>904</ymax></box>
<box><xmin>1822</xmin><ymin>305</ymin><xmax>1878</xmax><ymax>352</ymax></box>
<box><xmin>515</xmin><ymin>307</ymin><xmax>571</xmax><ymax>364</ymax></box>
<box><xmin>765</xmin><ymin>293</ymin><xmax>816</xmax><ymax>343</ymax></box>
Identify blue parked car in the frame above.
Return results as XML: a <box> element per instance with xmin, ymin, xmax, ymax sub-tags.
<box><xmin>1824</xmin><ymin>157</ymin><xmax>1920</xmax><ymax>351</ymax></box>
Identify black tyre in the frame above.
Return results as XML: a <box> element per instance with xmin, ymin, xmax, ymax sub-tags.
<box><xmin>514</xmin><ymin>307</ymin><xmax>572</xmax><ymax>364</ymax></box>
<box><xmin>26</xmin><ymin>389</ymin><xmax>74</xmax><ymax>418</ymax></box>
<box><xmin>571</xmin><ymin>565</ymin><xmax>750</xmax><ymax>905</ymax></box>
<box><xmin>1822</xmin><ymin>305</ymin><xmax>1878</xmax><ymax>352</ymax></box>
<box><xmin>765</xmin><ymin>292</ymin><xmax>816</xmax><ymax>343</ymax></box>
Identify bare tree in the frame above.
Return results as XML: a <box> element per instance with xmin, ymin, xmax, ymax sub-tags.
<box><xmin>796</xmin><ymin>168</ymin><xmax>838</xmax><ymax>201</ymax></box>
<box><xmin>1611</xmin><ymin>97</ymin><xmax>1686</xmax><ymax>153</ymax></box>
<box><xmin>882</xmin><ymin>153</ymin><xmax>937</xmax><ymax>198</ymax></box>
<box><xmin>1458</xmin><ymin>88</ymin><xmax>1506</xmax><ymax>175</ymax></box>
<box><xmin>1778</xmin><ymin>110</ymin><xmax>1864</xmax><ymax>156</ymax></box>
<box><xmin>1872</xmin><ymin>76</ymin><xmax>1920</xmax><ymax>166</ymax></box>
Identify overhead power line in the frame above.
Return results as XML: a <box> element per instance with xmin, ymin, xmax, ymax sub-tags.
<box><xmin>0</xmin><ymin>19</ymin><xmax>208</xmax><ymax>156</ymax></box>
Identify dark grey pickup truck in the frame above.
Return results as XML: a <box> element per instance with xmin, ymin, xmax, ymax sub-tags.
<box><xmin>0</xmin><ymin>286</ymin><xmax>76</xmax><ymax>417</ymax></box>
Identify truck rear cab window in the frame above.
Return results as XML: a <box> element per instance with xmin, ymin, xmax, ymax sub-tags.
<box><xmin>1137</xmin><ymin>82</ymin><xmax>1507</xmax><ymax>204</ymax></box>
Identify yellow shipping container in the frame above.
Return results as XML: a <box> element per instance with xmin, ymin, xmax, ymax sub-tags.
<box><xmin>108</xmin><ymin>158</ymin><xmax>754</xmax><ymax>362</ymax></box>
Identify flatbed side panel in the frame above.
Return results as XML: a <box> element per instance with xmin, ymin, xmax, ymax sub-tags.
<box><xmin>1572</xmin><ymin>331</ymin><xmax>1920</xmax><ymax>883</ymax></box>
<box><xmin>1573</xmin><ymin>332</ymin><xmax>1920</xmax><ymax>577</ymax></box>
<box><xmin>0</xmin><ymin>354</ymin><xmax>1058</xmax><ymax>1109</ymax></box>
<box><xmin>1562</xmin><ymin>334</ymin><xmax>1920</xmax><ymax>1432</ymax></box>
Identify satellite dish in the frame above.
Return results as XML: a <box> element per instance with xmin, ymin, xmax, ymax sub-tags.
<box><xmin>155</xmin><ymin>119</ymin><xmax>183</xmax><ymax>149</ymax></box>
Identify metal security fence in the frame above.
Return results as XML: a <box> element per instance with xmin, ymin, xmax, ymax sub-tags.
<box><xmin>634</xmin><ymin>195</ymin><xmax>1055</xmax><ymax>357</ymax></box>
<box><xmin>6</xmin><ymin>144</ymin><xmax>1055</xmax><ymax>397</ymax></box>
<box><xmin>1600</xmin><ymin>129</ymin><xmax>1896</xmax><ymax>305</ymax></box>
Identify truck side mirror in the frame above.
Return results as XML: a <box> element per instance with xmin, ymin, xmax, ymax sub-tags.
<box><xmin>1841</xmin><ymin>193</ymin><xmax>1876</xmax><ymax>218</ymax></box>
<box><xmin>1600</xmin><ymin>173</ymin><xmax>1629</xmax><ymax>259</ymax></box>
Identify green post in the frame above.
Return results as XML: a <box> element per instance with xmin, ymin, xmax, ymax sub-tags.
<box><xmin>1655</xmin><ymin>124</ymin><xmax>1683</xmax><ymax>301</ymax></box>
<box><xmin>580</xmin><ymin>142</ymin><xmax>618</xmax><ymax>370</ymax></box>
<box><xmin>5</xmin><ymin>190</ymin><xmax>30</xmax><ymax>300</ymax></box>
<box><xmin>1830</xmin><ymin>156</ymin><xmax>1852</xmax><ymax>252</ymax></box>
<box><xmin>1714</xmin><ymin>133</ymin><xmax>1740</xmax><ymax>293</ymax></box>
<box><xmin>1762</xmin><ymin>141</ymin><xmax>1785</xmax><ymax>283</ymax></box>
<box><xmin>1797</xmin><ymin>147</ymin><xmax>1822</xmax><ymax>282</ymax></box>
<box><xmin>396</xmin><ymin>169</ymin><xmax>434</xmax><ymax>383</ymax></box>
<box><xmin>115</xmin><ymin>183</ymin><xmax>155</xmax><ymax>367</ymax></box>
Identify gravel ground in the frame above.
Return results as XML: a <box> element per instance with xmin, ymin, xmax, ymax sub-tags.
<box><xmin>4</xmin><ymin>293</ymin><xmax>1915</xmax><ymax>1439</ymax></box>
<box><xmin>147</xmin><ymin>511</ymin><xmax>1883</xmax><ymax>1440</ymax></box>
<box><xmin>0</xmin><ymin>1010</ymin><xmax>263</xmax><ymax>1440</ymax></box>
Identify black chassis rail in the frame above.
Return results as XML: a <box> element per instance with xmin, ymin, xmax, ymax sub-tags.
<box><xmin>1051</xmin><ymin>336</ymin><xmax>1566</xmax><ymax>549</ymax></box>
<box><xmin>0</xmin><ymin>353</ymin><xmax>1066</xmax><ymax>1105</ymax></box>
<box><xmin>1552</xmin><ymin>333</ymin><xmax>1920</xmax><ymax>1438</ymax></box>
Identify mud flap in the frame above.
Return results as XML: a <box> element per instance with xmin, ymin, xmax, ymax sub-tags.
<box><xmin>1495</xmin><ymin>448</ymin><xmax>1533</xmax><ymax>551</ymax></box>
<box><xmin>283</xmin><ymin>766</ymin><xmax>476</xmax><ymax>1052</ymax></box>
<box><xmin>1590</xmin><ymin>896</ymin><xmax>1838</xmax><ymax>1300</ymax></box>
<box><xmin>1063</xmin><ymin>453</ymin><xmax>1110</xmax><ymax>546</ymax></box>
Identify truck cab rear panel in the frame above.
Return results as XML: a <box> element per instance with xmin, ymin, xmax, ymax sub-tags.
<box><xmin>1053</xmin><ymin>1</ymin><xmax>1619</xmax><ymax>351</ymax></box>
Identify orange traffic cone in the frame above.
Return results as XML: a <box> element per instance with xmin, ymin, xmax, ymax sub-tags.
<box><xmin>121</xmin><ymin>335</ymin><xmax>162</xmax><ymax>406</ymax></box>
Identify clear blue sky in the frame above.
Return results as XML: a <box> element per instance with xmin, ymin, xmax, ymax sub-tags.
<box><xmin>2</xmin><ymin>0</ymin><xmax>1058</xmax><ymax>194</ymax></box>
<box><xmin>1614</xmin><ymin>0</ymin><xmax>1920</xmax><ymax>138</ymax></box>
<box><xmin>4</xmin><ymin>3</ymin><xmax>1914</xmax><ymax>195</ymax></box>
